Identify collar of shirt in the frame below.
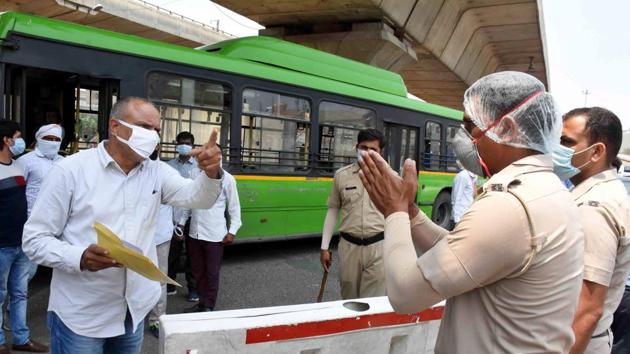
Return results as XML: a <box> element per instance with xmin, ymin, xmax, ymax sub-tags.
<box><xmin>571</xmin><ymin>168</ymin><xmax>619</xmax><ymax>200</ymax></box>
<box><xmin>350</xmin><ymin>162</ymin><xmax>360</xmax><ymax>174</ymax></box>
<box><xmin>482</xmin><ymin>154</ymin><xmax>552</xmax><ymax>190</ymax></box>
<box><xmin>97</xmin><ymin>141</ymin><xmax>146</xmax><ymax>174</ymax></box>
<box><xmin>176</xmin><ymin>157</ymin><xmax>195</xmax><ymax>165</ymax></box>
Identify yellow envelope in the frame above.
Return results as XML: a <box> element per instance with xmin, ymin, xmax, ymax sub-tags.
<box><xmin>94</xmin><ymin>222</ymin><xmax>181</xmax><ymax>287</ymax></box>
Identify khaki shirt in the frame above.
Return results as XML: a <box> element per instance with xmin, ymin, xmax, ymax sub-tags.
<box><xmin>327</xmin><ymin>163</ymin><xmax>384</xmax><ymax>237</ymax></box>
<box><xmin>417</xmin><ymin>155</ymin><xmax>584</xmax><ymax>353</ymax></box>
<box><xmin>573</xmin><ymin>169</ymin><xmax>630</xmax><ymax>335</ymax></box>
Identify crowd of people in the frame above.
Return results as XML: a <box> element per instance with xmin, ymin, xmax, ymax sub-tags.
<box><xmin>1</xmin><ymin>97</ymin><xmax>241</xmax><ymax>353</ymax></box>
<box><xmin>0</xmin><ymin>71</ymin><xmax>629</xmax><ymax>354</ymax></box>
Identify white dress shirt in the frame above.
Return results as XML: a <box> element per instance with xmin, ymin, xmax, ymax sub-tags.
<box><xmin>451</xmin><ymin>169</ymin><xmax>477</xmax><ymax>223</ymax></box>
<box><xmin>16</xmin><ymin>148</ymin><xmax>63</xmax><ymax>217</ymax></box>
<box><xmin>22</xmin><ymin>142</ymin><xmax>222</xmax><ymax>338</ymax></box>
<box><xmin>167</xmin><ymin>157</ymin><xmax>197</xmax><ymax>225</ymax></box>
<box><xmin>189</xmin><ymin>170</ymin><xmax>242</xmax><ymax>242</ymax></box>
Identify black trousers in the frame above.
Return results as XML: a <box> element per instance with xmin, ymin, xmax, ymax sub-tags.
<box><xmin>166</xmin><ymin>222</ymin><xmax>196</xmax><ymax>292</ymax></box>
<box><xmin>188</xmin><ymin>238</ymin><xmax>224</xmax><ymax>309</ymax></box>
<box><xmin>612</xmin><ymin>286</ymin><xmax>630</xmax><ymax>354</ymax></box>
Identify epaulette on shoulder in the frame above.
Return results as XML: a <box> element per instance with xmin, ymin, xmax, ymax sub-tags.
<box><xmin>578</xmin><ymin>200</ymin><xmax>627</xmax><ymax>243</ymax></box>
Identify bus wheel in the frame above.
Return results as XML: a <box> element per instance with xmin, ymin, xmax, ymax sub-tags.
<box><xmin>431</xmin><ymin>191</ymin><xmax>453</xmax><ymax>230</ymax></box>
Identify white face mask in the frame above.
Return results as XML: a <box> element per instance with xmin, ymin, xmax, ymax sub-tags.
<box><xmin>36</xmin><ymin>139</ymin><xmax>61</xmax><ymax>159</ymax></box>
<box><xmin>114</xmin><ymin>119</ymin><xmax>160</xmax><ymax>160</ymax></box>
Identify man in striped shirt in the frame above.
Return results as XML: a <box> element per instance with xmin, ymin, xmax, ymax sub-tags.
<box><xmin>0</xmin><ymin>120</ymin><xmax>47</xmax><ymax>353</ymax></box>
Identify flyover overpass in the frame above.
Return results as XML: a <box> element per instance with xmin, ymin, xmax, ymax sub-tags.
<box><xmin>0</xmin><ymin>0</ymin><xmax>233</xmax><ymax>47</ymax></box>
<box><xmin>1</xmin><ymin>0</ymin><xmax>549</xmax><ymax>110</ymax></box>
<box><xmin>214</xmin><ymin>0</ymin><xmax>549</xmax><ymax>109</ymax></box>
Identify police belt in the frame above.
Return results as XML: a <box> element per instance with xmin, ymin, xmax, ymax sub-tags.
<box><xmin>340</xmin><ymin>232</ymin><xmax>384</xmax><ymax>246</ymax></box>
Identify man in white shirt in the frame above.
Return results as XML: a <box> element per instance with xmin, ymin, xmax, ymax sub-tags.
<box><xmin>22</xmin><ymin>97</ymin><xmax>223</xmax><ymax>353</ymax></box>
<box><xmin>186</xmin><ymin>166</ymin><xmax>241</xmax><ymax>312</ymax></box>
<box><xmin>17</xmin><ymin>124</ymin><xmax>64</xmax><ymax>279</ymax></box>
<box><xmin>450</xmin><ymin>161</ymin><xmax>477</xmax><ymax>224</ymax></box>
<box><xmin>17</xmin><ymin>124</ymin><xmax>64</xmax><ymax>217</ymax></box>
<box><xmin>166</xmin><ymin>131</ymin><xmax>198</xmax><ymax>302</ymax></box>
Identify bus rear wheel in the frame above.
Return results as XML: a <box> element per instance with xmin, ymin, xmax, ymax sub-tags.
<box><xmin>431</xmin><ymin>191</ymin><xmax>454</xmax><ymax>230</ymax></box>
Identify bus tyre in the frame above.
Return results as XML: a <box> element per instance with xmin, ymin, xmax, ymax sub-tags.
<box><xmin>431</xmin><ymin>191</ymin><xmax>454</xmax><ymax>230</ymax></box>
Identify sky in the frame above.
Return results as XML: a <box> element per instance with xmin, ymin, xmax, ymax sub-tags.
<box><xmin>541</xmin><ymin>0</ymin><xmax>630</xmax><ymax>128</ymax></box>
<box><xmin>146</xmin><ymin>0</ymin><xmax>630</xmax><ymax>128</ymax></box>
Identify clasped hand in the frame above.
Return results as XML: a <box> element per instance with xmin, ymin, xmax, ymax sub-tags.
<box><xmin>357</xmin><ymin>150</ymin><xmax>419</xmax><ymax>218</ymax></box>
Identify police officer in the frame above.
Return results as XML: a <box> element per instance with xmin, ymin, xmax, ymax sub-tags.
<box><xmin>358</xmin><ymin>71</ymin><xmax>584</xmax><ymax>353</ymax></box>
<box><xmin>320</xmin><ymin>129</ymin><xmax>386</xmax><ymax>299</ymax></box>
<box><xmin>556</xmin><ymin>107</ymin><xmax>630</xmax><ymax>354</ymax></box>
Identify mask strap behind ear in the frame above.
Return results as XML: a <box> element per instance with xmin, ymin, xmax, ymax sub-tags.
<box><xmin>479</xmin><ymin>157</ymin><xmax>492</xmax><ymax>178</ymax></box>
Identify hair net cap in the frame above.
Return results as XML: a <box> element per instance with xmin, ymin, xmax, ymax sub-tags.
<box><xmin>463</xmin><ymin>71</ymin><xmax>561</xmax><ymax>154</ymax></box>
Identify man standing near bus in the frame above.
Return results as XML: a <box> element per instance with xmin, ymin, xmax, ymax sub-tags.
<box><xmin>186</xmin><ymin>161</ymin><xmax>241</xmax><ymax>313</ymax></box>
<box><xmin>166</xmin><ymin>131</ymin><xmax>198</xmax><ymax>302</ymax></box>
<box><xmin>451</xmin><ymin>161</ymin><xmax>477</xmax><ymax>224</ymax></box>
<box><xmin>22</xmin><ymin>97</ymin><xmax>223</xmax><ymax>353</ymax></box>
<box><xmin>558</xmin><ymin>107</ymin><xmax>630</xmax><ymax>354</ymax></box>
<box><xmin>320</xmin><ymin>129</ymin><xmax>386</xmax><ymax>299</ymax></box>
<box><xmin>0</xmin><ymin>120</ymin><xmax>48</xmax><ymax>353</ymax></box>
<box><xmin>17</xmin><ymin>124</ymin><xmax>64</xmax><ymax>279</ymax></box>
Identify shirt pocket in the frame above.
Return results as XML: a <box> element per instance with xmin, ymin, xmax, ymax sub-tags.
<box><xmin>341</xmin><ymin>186</ymin><xmax>361</xmax><ymax>207</ymax></box>
<box><xmin>140</xmin><ymin>191</ymin><xmax>161</xmax><ymax>222</ymax></box>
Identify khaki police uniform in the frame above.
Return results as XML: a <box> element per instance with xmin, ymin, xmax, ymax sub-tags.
<box><xmin>327</xmin><ymin>162</ymin><xmax>385</xmax><ymax>299</ymax></box>
<box><xmin>573</xmin><ymin>169</ymin><xmax>630</xmax><ymax>354</ymax></box>
<box><xmin>386</xmin><ymin>155</ymin><xmax>584</xmax><ymax>353</ymax></box>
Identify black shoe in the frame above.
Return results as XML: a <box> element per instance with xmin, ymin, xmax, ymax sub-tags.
<box><xmin>149</xmin><ymin>323</ymin><xmax>159</xmax><ymax>338</ymax></box>
<box><xmin>187</xmin><ymin>290</ymin><xmax>199</xmax><ymax>302</ymax></box>
<box><xmin>166</xmin><ymin>285</ymin><xmax>177</xmax><ymax>295</ymax></box>
<box><xmin>183</xmin><ymin>304</ymin><xmax>212</xmax><ymax>313</ymax></box>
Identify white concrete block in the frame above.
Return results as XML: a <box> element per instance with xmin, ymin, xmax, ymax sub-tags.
<box><xmin>160</xmin><ymin>297</ymin><xmax>443</xmax><ymax>354</ymax></box>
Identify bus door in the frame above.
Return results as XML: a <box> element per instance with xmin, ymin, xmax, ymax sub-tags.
<box><xmin>2</xmin><ymin>65</ymin><xmax>118</xmax><ymax>153</ymax></box>
<box><xmin>383</xmin><ymin>123</ymin><xmax>419</xmax><ymax>174</ymax></box>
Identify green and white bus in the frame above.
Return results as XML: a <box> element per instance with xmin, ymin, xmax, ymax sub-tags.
<box><xmin>0</xmin><ymin>12</ymin><xmax>463</xmax><ymax>240</ymax></box>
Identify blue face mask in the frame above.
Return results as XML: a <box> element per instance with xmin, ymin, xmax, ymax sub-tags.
<box><xmin>176</xmin><ymin>144</ymin><xmax>192</xmax><ymax>156</ymax></box>
<box><xmin>552</xmin><ymin>144</ymin><xmax>593</xmax><ymax>181</ymax></box>
<box><xmin>9</xmin><ymin>137</ymin><xmax>25</xmax><ymax>157</ymax></box>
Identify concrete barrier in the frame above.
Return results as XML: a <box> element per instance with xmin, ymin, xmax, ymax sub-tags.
<box><xmin>160</xmin><ymin>297</ymin><xmax>444</xmax><ymax>354</ymax></box>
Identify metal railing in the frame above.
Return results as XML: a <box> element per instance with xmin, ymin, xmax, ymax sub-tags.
<box><xmin>130</xmin><ymin>0</ymin><xmax>237</xmax><ymax>38</ymax></box>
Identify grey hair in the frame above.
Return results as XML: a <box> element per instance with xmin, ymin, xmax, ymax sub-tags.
<box><xmin>109</xmin><ymin>97</ymin><xmax>155</xmax><ymax>122</ymax></box>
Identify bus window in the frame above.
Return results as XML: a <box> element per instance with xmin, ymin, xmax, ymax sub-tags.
<box><xmin>423</xmin><ymin>121</ymin><xmax>442</xmax><ymax>170</ymax></box>
<box><xmin>148</xmin><ymin>72</ymin><xmax>231</xmax><ymax>160</ymax></box>
<box><xmin>318</xmin><ymin>101</ymin><xmax>376</xmax><ymax>173</ymax></box>
<box><xmin>76</xmin><ymin>88</ymin><xmax>99</xmax><ymax>150</ymax></box>
<box><xmin>445</xmin><ymin>125</ymin><xmax>459</xmax><ymax>172</ymax></box>
<box><xmin>241</xmin><ymin>89</ymin><xmax>311</xmax><ymax>173</ymax></box>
